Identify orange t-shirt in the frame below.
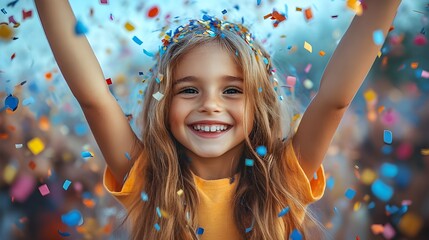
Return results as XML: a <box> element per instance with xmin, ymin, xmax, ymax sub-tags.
<box><xmin>103</xmin><ymin>142</ymin><xmax>325</xmax><ymax>239</ymax></box>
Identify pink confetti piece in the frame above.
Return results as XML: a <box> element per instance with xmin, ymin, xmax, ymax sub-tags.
<box><xmin>286</xmin><ymin>76</ymin><xmax>296</xmax><ymax>87</ymax></box>
<box><xmin>38</xmin><ymin>184</ymin><xmax>50</xmax><ymax>196</ymax></box>
<box><xmin>421</xmin><ymin>70</ymin><xmax>429</xmax><ymax>79</ymax></box>
<box><xmin>10</xmin><ymin>174</ymin><xmax>36</xmax><ymax>202</ymax></box>
<box><xmin>8</xmin><ymin>16</ymin><xmax>17</xmax><ymax>24</ymax></box>
<box><xmin>100</xmin><ymin>0</ymin><xmax>108</xmax><ymax>4</ymax></box>
<box><xmin>383</xmin><ymin>223</ymin><xmax>396</xmax><ymax>239</ymax></box>
<box><xmin>304</xmin><ymin>63</ymin><xmax>312</xmax><ymax>73</ymax></box>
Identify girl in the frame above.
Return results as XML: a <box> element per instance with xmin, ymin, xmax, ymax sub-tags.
<box><xmin>35</xmin><ymin>0</ymin><xmax>402</xmax><ymax>239</ymax></box>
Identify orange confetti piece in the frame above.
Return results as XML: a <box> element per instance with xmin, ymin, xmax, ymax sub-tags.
<box><xmin>45</xmin><ymin>72</ymin><xmax>52</xmax><ymax>80</ymax></box>
<box><xmin>371</xmin><ymin>224</ymin><xmax>384</xmax><ymax>234</ymax></box>
<box><xmin>0</xmin><ymin>133</ymin><xmax>8</xmax><ymax>139</ymax></box>
<box><xmin>411</xmin><ymin>62</ymin><xmax>419</xmax><ymax>69</ymax></box>
<box><xmin>304</xmin><ymin>8</ymin><xmax>313</xmax><ymax>21</ymax></box>
<box><xmin>319</xmin><ymin>51</ymin><xmax>325</xmax><ymax>56</ymax></box>
<box><xmin>378</xmin><ymin>106</ymin><xmax>385</xmax><ymax>113</ymax></box>
<box><xmin>296</xmin><ymin>7</ymin><xmax>302</xmax><ymax>12</ymax></box>
<box><xmin>347</xmin><ymin>0</ymin><xmax>363</xmax><ymax>16</ymax></box>
<box><xmin>421</xmin><ymin>149</ymin><xmax>429</xmax><ymax>155</ymax></box>
<box><xmin>83</xmin><ymin>198</ymin><xmax>96</xmax><ymax>208</ymax></box>
<box><xmin>39</xmin><ymin>116</ymin><xmax>50</xmax><ymax>131</ymax></box>
<box><xmin>147</xmin><ymin>6</ymin><xmax>159</xmax><ymax>18</ymax></box>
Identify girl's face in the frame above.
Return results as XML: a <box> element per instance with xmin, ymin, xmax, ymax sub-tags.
<box><xmin>169</xmin><ymin>42</ymin><xmax>253</xmax><ymax>162</ymax></box>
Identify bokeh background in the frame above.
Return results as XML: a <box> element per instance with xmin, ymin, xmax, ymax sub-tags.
<box><xmin>1</xmin><ymin>0</ymin><xmax>428</xmax><ymax>239</ymax></box>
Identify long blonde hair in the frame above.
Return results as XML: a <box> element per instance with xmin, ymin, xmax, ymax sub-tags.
<box><xmin>125</xmin><ymin>17</ymin><xmax>315</xmax><ymax>239</ymax></box>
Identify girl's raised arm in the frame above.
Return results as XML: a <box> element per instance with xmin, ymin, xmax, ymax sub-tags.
<box><xmin>292</xmin><ymin>0</ymin><xmax>402</xmax><ymax>179</ymax></box>
<box><xmin>35</xmin><ymin>0</ymin><xmax>141</xmax><ymax>185</ymax></box>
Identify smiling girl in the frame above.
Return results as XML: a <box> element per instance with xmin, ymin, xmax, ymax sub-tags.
<box><xmin>35</xmin><ymin>0</ymin><xmax>402</xmax><ymax>239</ymax></box>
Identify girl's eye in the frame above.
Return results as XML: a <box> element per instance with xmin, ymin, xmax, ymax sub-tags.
<box><xmin>179</xmin><ymin>88</ymin><xmax>198</xmax><ymax>94</ymax></box>
<box><xmin>223</xmin><ymin>88</ymin><xmax>242</xmax><ymax>94</ymax></box>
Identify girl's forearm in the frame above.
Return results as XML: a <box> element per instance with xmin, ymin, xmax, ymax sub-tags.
<box><xmin>318</xmin><ymin>0</ymin><xmax>402</xmax><ymax>108</ymax></box>
<box><xmin>35</xmin><ymin>0</ymin><xmax>109</xmax><ymax>108</ymax></box>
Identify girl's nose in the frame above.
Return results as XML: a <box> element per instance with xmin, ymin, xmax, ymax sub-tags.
<box><xmin>198</xmin><ymin>92</ymin><xmax>222</xmax><ymax>113</ymax></box>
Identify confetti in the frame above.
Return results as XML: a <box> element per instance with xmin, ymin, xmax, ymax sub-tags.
<box><xmin>63</xmin><ymin>180</ymin><xmax>72</xmax><ymax>190</ymax></box>
<box><xmin>326</xmin><ymin>176</ymin><xmax>335</xmax><ymax>190</ymax></box>
<box><xmin>319</xmin><ymin>50</ymin><xmax>325</xmax><ymax>56</ymax></box>
<box><xmin>74</xmin><ymin>20</ymin><xmax>88</xmax><ymax>35</ymax></box>
<box><xmin>278</xmin><ymin>206</ymin><xmax>290</xmax><ymax>217</ymax></box>
<box><xmin>143</xmin><ymin>49</ymin><xmax>155</xmax><ymax>57</ymax></box>
<box><xmin>4</xmin><ymin>94</ymin><xmax>19</xmax><ymax>111</ymax></box>
<box><xmin>15</xmin><ymin>143</ymin><xmax>23</xmax><ymax>148</ymax></box>
<box><xmin>371</xmin><ymin>179</ymin><xmax>393</xmax><ymax>202</ymax></box>
<box><xmin>383</xmin><ymin>130</ymin><xmax>392</xmax><ymax>144</ymax></box>
<box><xmin>61</xmin><ymin>209</ymin><xmax>84</xmax><ymax>227</ymax></box>
<box><xmin>196</xmin><ymin>227</ymin><xmax>204</xmax><ymax>235</ymax></box>
<box><xmin>28</xmin><ymin>161</ymin><xmax>36</xmax><ymax>170</ymax></box>
<box><xmin>286</xmin><ymin>76</ymin><xmax>296</xmax><ymax>88</ymax></box>
<box><xmin>290</xmin><ymin>229</ymin><xmax>303</xmax><ymax>240</ymax></box>
<box><xmin>132</xmin><ymin>36</ymin><xmax>143</xmax><ymax>45</ymax></box>
<box><xmin>156</xmin><ymin>207</ymin><xmax>162</xmax><ymax>217</ymax></box>
<box><xmin>58</xmin><ymin>230</ymin><xmax>71</xmax><ymax>237</ymax></box>
<box><xmin>1</xmin><ymin>8</ymin><xmax>7</xmax><ymax>14</ymax></box>
<box><xmin>27</xmin><ymin>137</ymin><xmax>45</xmax><ymax>155</ymax></box>
<box><xmin>304</xmin><ymin>41</ymin><xmax>312</xmax><ymax>53</ymax></box>
<box><xmin>22</xmin><ymin>97</ymin><xmax>34</xmax><ymax>106</ymax></box>
<box><xmin>38</xmin><ymin>184</ymin><xmax>50</xmax><ymax>196</ymax></box>
<box><xmin>81</xmin><ymin>151</ymin><xmax>93</xmax><ymax>158</ymax></box>
<box><xmin>22</xmin><ymin>9</ymin><xmax>32</xmax><ymax>20</ymax></box>
<box><xmin>373</xmin><ymin>30</ymin><xmax>384</xmax><ymax>45</ymax></box>
<box><xmin>255</xmin><ymin>145</ymin><xmax>267</xmax><ymax>157</ymax></box>
<box><xmin>177</xmin><ymin>189</ymin><xmax>184</xmax><ymax>196</ymax></box>
<box><xmin>124</xmin><ymin>22</ymin><xmax>135</xmax><ymax>31</ymax></box>
<box><xmin>10</xmin><ymin>174</ymin><xmax>35</xmax><ymax>202</ymax></box>
<box><xmin>100</xmin><ymin>0</ymin><xmax>108</xmax><ymax>4</ymax></box>
<box><xmin>344</xmin><ymin>188</ymin><xmax>356</xmax><ymax>200</ymax></box>
<box><xmin>141</xmin><ymin>191</ymin><xmax>149</xmax><ymax>201</ymax></box>
<box><xmin>304</xmin><ymin>8</ymin><xmax>313</xmax><ymax>21</ymax></box>
<box><xmin>245</xmin><ymin>158</ymin><xmax>254</xmax><ymax>167</ymax></box>
<box><xmin>154</xmin><ymin>223</ymin><xmax>160</xmax><ymax>231</ymax></box>
<box><xmin>152</xmin><ymin>91</ymin><xmax>164</xmax><ymax>101</ymax></box>
<box><xmin>4</xmin><ymin>164</ymin><xmax>17</xmax><ymax>184</ymax></box>
<box><xmin>380</xmin><ymin>163</ymin><xmax>398</xmax><ymax>178</ymax></box>
<box><xmin>147</xmin><ymin>6</ymin><xmax>159</xmax><ymax>18</ymax></box>
<box><xmin>420</xmin><ymin>70</ymin><xmax>429</xmax><ymax>78</ymax></box>
<box><xmin>0</xmin><ymin>24</ymin><xmax>14</xmax><ymax>40</ymax></box>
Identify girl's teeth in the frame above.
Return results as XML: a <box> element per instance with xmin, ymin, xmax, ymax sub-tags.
<box><xmin>192</xmin><ymin>125</ymin><xmax>229</xmax><ymax>132</ymax></box>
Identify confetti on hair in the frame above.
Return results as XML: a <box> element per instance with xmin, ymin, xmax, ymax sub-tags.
<box><xmin>290</xmin><ymin>229</ymin><xmax>303</xmax><ymax>240</ymax></box>
<box><xmin>344</xmin><ymin>188</ymin><xmax>356</xmax><ymax>200</ymax></box>
<box><xmin>152</xmin><ymin>91</ymin><xmax>164</xmax><ymax>101</ymax></box>
<box><xmin>125</xmin><ymin>152</ymin><xmax>131</xmax><ymax>160</ymax></box>
<box><xmin>61</xmin><ymin>209</ymin><xmax>84</xmax><ymax>227</ymax></box>
<box><xmin>278</xmin><ymin>206</ymin><xmax>290</xmax><ymax>217</ymax></box>
<box><xmin>74</xmin><ymin>20</ymin><xmax>88</xmax><ymax>35</ymax></box>
<box><xmin>245</xmin><ymin>158</ymin><xmax>254</xmax><ymax>167</ymax></box>
<box><xmin>63</xmin><ymin>180</ymin><xmax>72</xmax><ymax>190</ymax></box>
<box><xmin>141</xmin><ymin>191</ymin><xmax>149</xmax><ymax>201</ymax></box>
<box><xmin>303</xmin><ymin>41</ymin><xmax>312</xmax><ymax>53</ymax></box>
<box><xmin>156</xmin><ymin>207</ymin><xmax>162</xmax><ymax>217</ymax></box>
<box><xmin>132</xmin><ymin>36</ymin><xmax>143</xmax><ymax>45</ymax></box>
<box><xmin>28</xmin><ymin>161</ymin><xmax>36</xmax><ymax>170</ymax></box>
<box><xmin>383</xmin><ymin>130</ymin><xmax>392</xmax><ymax>144</ymax></box>
<box><xmin>38</xmin><ymin>184</ymin><xmax>50</xmax><ymax>196</ymax></box>
<box><xmin>255</xmin><ymin>146</ymin><xmax>267</xmax><ymax>157</ymax></box>
<box><xmin>177</xmin><ymin>189</ymin><xmax>184</xmax><ymax>196</ymax></box>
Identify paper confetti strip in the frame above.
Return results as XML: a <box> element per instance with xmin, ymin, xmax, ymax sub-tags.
<box><xmin>304</xmin><ymin>41</ymin><xmax>312</xmax><ymax>53</ymax></box>
<box><xmin>27</xmin><ymin>137</ymin><xmax>45</xmax><ymax>155</ymax></box>
<box><xmin>38</xmin><ymin>184</ymin><xmax>50</xmax><ymax>196</ymax></box>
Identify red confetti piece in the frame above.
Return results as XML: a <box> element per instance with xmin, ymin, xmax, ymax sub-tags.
<box><xmin>22</xmin><ymin>9</ymin><xmax>32</xmax><ymax>20</ymax></box>
<box><xmin>100</xmin><ymin>0</ymin><xmax>108</xmax><ymax>4</ymax></box>
<box><xmin>304</xmin><ymin>8</ymin><xmax>313</xmax><ymax>21</ymax></box>
<box><xmin>147</xmin><ymin>6</ymin><xmax>159</xmax><ymax>18</ymax></box>
<box><xmin>28</xmin><ymin>161</ymin><xmax>36</xmax><ymax>170</ymax></box>
<box><xmin>106</xmin><ymin>78</ymin><xmax>112</xmax><ymax>85</ymax></box>
<box><xmin>11</xmin><ymin>53</ymin><xmax>15</xmax><ymax>60</ymax></box>
<box><xmin>8</xmin><ymin>16</ymin><xmax>17</xmax><ymax>24</ymax></box>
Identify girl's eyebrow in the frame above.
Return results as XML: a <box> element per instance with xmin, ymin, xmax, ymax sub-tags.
<box><xmin>173</xmin><ymin>75</ymin><xmax>243</xmax><ymax>85</ymax></box>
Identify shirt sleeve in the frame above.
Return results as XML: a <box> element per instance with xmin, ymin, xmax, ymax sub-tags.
<box><xmin>283</xmin><ymin>140</ymin><xmax>326</xmax><ymax>205</ymax></box>
<box><xmin>103</xmin><ymin>159</ymin><xmax>142</xmax><ymax>208</ymax></box>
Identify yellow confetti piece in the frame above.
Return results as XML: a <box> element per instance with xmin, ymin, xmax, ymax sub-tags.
<box><xmin>177</xmin><ymin>189</ymin><xmax>184</xmax><ymax>196</ymax></box>
<box><xmin>361</xmin><ymin>168</ymin><xmax>377</xmax><ymax>185</ymax></box>
<box><xmin>3</xmin><ymin>164</ymin><xmax>17</xmax><ymax>184</ymax></box>
<box><xmin>421</xmin><ymin>149</ymin><xmax>429</xmax><ymax>155</ymax></box>
<box><xmin>160</xmin><ymin>209</ymin><xmax>170</xmax><ymax>218</ymax></box>
<box><xmin>304</xmin><ymin>41</ymin><xmax>312</xmax><ymax>53</ymax></box>
<box><xmin>124</xmin><ymin>22</ymin><xmax>135</xmax><ymax>31</ymax></box>
<box><xmin>353</xmin><ymin>201</ymin><xmax>361</xmax><ymax>211</ymax></box>
<box><xmin>292</xmin><ymin>114</ymin><xmax>301</xmax><ymax>121</ymax></box>
<box><xmin>27</xmin><ymin>137</ymin><xmax>45</xmax><ymax>155</ymax></box>
<box><xmin>377</xmin><ymin>51</ymin><xmax>382</xmax><ymax>58</ymax></box>
<box><xmin>319</xmin><ymin>51</ymin><xmax>325</xmax><ymax>56</ymax></box>
<box><xmin>364</xmin><ymin>89</ymin><xmax>377</xmax><ymax>102</ymax></box>
<box><xmin>346</xmin><ymin>0</ymin><xmax>363</xmax><ymax>16</ymax></box>
<box><xmin>0</xmin><ymin>24</ymin><xmax>14</xmax><ymax>40</ymax></box>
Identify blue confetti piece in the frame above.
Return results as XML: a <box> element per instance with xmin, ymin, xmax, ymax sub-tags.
<box><xmin>313</xmin><ymin>172</ymin><xmax>318</xmax><ymax>180</ymax></box>
<box><xmin>156</xmin><ymin>207</ymin><xmax>162</xmax><ymax>217</ymax></box>
<box><xmin>344</xmin><ymin>188</ymin><xmax>356</xmax><ymax>200</ymax></box>
<box><xmin>222</xmin><ymin>9</ymin><xmax>227</xmax><ymax>14</ymax></box>
<box><xmin>381</xmin><ymin>145</ymin><xmax>393</xmax><ymax>155</ymax></box>
<box><xmin>334</xmin><ymin>206</ymin><xmax>340</xmax><ymax>215</ymax></box>
<box><xmin>75</xmin><ymin>20</ymin><xmax>88</xmax><ymax>35</ymax></box>
<box><xmin>371</xmin><ymin>179</ymin><xmax>393</xmax><ymax>202</ymax></box>
<box><xmin>257</xmin><ymin>0</ymin><xmax>261</xmax><ymax>6</ymax></box>
<box><xmin>58</xmin><ymin>230</ymin><xmax>71</xmax><ymax>237</ymax></box>
<box><xmin>5</xmin><ymin>94</ymin><xmax>19</xmax><ymax>111</ymax></box>
<box><xmin>143</xmin><ymin>49</ymin><xmax>154</xmax><ymax>57</ymax></box>
<box><xmin>385</xmin><ymin>204</ymin><xmax>399</xmax><ymax>214</ymax></box>
<box><xmin>125</xmin><ymin>152</ymin><xmax>131</xmax><ymax>160</ymax></box>
<box><xmin>368</xmin><ymin>201</ymin><xmax>375</xmax><ymax>209</ymax></box>
<box><xmin>245</xmin><ymin>158</ymin><xmax>254</xmax><ymax>167</ymax></box>
<box><xmin>263</xmin><ymin>57</ymin><xmax>269</xmax><ymax>65</ymax></box>
<box><xmin>256</xmin><ymin>145</ymin><xmax>267</xmax><ymax>157</ymax></box>
<box><xmin>278</xmin><ymin>206</ymin><xmax>290</xmax><ymax>217</ymax></box>
<box><xmin>373</xmin><ymin>29</ymin><xmax>384</xmax><ymax>45</ymax></box>
<box><xmin>380</xmin><ymin>162</ymin><xmax>398</xmax><ymax>178</ymax></box>
<box><xmin>258</xmin><ymin>87</ymin><xmax>262</xmax><ymax>92</ymax></box>
<box><xmin>22</xmin><ymin>97</ymin><xmax>34</xmax><ymax>106</ymax></box>
<box><xmin>154</xmin><ymin>223</ymin><xmax>160</xmax><ymax>231</ymax></box>
<box><xmin>61</xmin><ymin>209</ymin><xmax>83</xmax><ymax>227</ymax></box>
<box><xmin>63</xmin><ymin>180</ymin><xmax>72</xmax><ymax>190</ymax></box>
<box><xmin>141</xmin><ymin>191</ymin><xmax>149</xmax><ymax>201</ymax></box>
<box><xmin>245</xmin><ymin>218</ymin><xmax>254</xmax><ymax>233</ymax></box>
<box><xmin>74</xmin><ymin>123</ymin><xmax>88</xmax><ymax>136</ymax></box>
<box><xmin>290</xmin><ymin>229</ymin><xmax>303</xmax><ymax>240</ymax></box>
<box><xmin>196</xmin><ymin>227</ymin><xmax>204</xmax><ymax>235</ymax></box>
<box><xmin>81</xmin><ymin>151</ymin><xmax>93</xmax><ymax>158</ymax></box>
<box><xmin>1</xmin><ymin>8</ymin><xmax>7</xmax><ymax>14</ymax></box>
<box><xmin>284</xmin><ymin>4</ymin><xmax>289</xmax><ymax>18</ymax></box>
<box><xmin>326</xmin><ymin>176</ymin><xmax>335</xmax><ymax>190</ymax></box>
<box><xmin>132</xmin><ymin>36</ymin><xmax>143</xmax><ymax>45</ymax></box>
<box><xmin>383</xmin><ymin>130</ymin><xmax>392</xmax><ymax>144</ymax></box>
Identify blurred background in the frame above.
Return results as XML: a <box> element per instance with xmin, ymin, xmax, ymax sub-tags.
<box><xmin>1</xmin><ymin>0</ymin><xmax>428</xmax><ymax>239</ymax></box>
